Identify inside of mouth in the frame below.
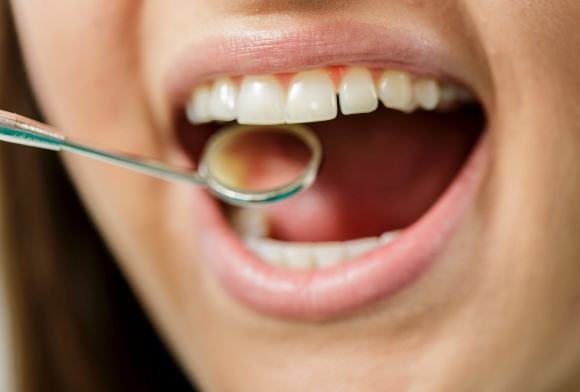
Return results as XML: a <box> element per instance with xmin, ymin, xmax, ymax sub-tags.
<box><xmin>177</xmin><ymin>102</ymin><xmax>485</xmax><ymax>243</ymax></box>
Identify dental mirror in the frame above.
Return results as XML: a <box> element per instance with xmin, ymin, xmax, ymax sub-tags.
<box><xmin>200</xmin><ymin>124</ymin><xmax>321</xmax><ymax>205</ymax></box>
<box><xmin>0</xmin><ymin>110</ymin><xmax>322</xmax><ymax>206</ymax></box>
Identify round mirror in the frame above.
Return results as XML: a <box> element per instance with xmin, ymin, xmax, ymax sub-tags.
<box><xmin>199</xmin><ymin>124</ymin><xmax>322</xmax><ymax>205</ymax></box>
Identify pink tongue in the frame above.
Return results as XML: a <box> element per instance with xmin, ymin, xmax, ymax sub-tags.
<box><xmin>258</xmin><ymin>109</ymin><xmax>480</xmax><ymax>242</ymax></box>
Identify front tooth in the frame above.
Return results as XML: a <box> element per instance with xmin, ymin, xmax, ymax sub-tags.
<box><xmin>413</xmin><ymin>78</ymin><xmax>440</xmax><ymax>110</ymax></box>
<box><xmin>285</xmin><ymin>70</ymin><xmax>338</xmax><ymax>124</ymax></box>
<box><xmin>246</xmin><ymin>239</ymin><xmax>284</xmax><ymax>266</ymax></box>
<box><xmin>282</xmin><ymin>244</ymin><xmax>314</xmax><ymax>270</ymax></box>
<box><xmin>312</xmin><ymin>243</ymin><xmax>345</xmax><ymax>268</ymax></box>
<box><xmin>346</xmin><ymin>238</ymin><xmax>379</xmax><ymax>259</ymax></box>
<box><xmin>209</xmin><ymin>77</ymin><xmax>238</xmax><ymax>121</ymax></box>
<box><xmin>378</xmin><ymin>71</ymin><xmax>415</xmax><ymax>112</ymax></box>
<box><xmin>238</xmin><ymin>75</ymin><xmax>286</xmax><ymax>125</ymax></box>
<box><xmin>339</xmin><ymin>67</ymin><xmax>379</xmax><ymax>115</ymax></box>
<box><xmin>186</xmin><ymin>85</ymin><xmax>212</xmax><ymax>124</ymax></box>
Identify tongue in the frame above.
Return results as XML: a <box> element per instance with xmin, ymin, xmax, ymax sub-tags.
<box><xmin>251</xmin><ymin>108</ymin><xmax>482</xmax><ymax>242</ymax></box>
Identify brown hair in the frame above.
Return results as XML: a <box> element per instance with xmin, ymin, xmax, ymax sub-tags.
<box><xmin>0</xmin><ymin>2</ymin><xmax>193</xmax><ymax>391</ymax></box>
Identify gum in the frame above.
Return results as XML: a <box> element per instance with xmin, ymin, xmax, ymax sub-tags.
<box><xmin>209</xmin><ymin>65</ymin><xmax>408</xmax><ymax>91</ymax></box>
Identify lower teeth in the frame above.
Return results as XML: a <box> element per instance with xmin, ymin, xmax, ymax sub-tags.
<box><xmin>229</xmin><ymin>205</ymin><xmax>400</xmax><ymax>270</ymax></box>
<box><xmin>245</xmin><ymin>232</ymin><xmax>399</xmax><ymax>270</ymax></box>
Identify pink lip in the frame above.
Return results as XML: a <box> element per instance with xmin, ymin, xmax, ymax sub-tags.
<box><xmin>167</xmin><ymin>23</ymin><xmax>488</xmax><ymax>319</ymax></box>
<box><xmin>166</xmin><ymin>21</ymin><xmax>470</xmax><ymax>109</ymax></box>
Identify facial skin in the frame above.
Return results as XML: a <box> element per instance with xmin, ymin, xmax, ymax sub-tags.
<box><xmin>9</xmin><ymin>1</ymin><xmax>580</xmax><ymax>390</ymax></box>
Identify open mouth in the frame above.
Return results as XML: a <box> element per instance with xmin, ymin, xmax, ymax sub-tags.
<box><xmin>168</xmin><ymin>27</ymin><xmax>488</xmax><ymax>320</ymax></box>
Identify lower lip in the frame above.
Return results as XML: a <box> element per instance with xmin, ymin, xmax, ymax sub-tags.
<box><xmin>193</xmin><ymin>135</ymin><xmax>489</xmax><ymax>320</ymax></box>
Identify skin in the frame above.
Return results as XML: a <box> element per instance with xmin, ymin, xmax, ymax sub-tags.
<box><xmin>9</xmin><ymin>0</ymin><xmax>580</xmax><ymax>390</ymax></box>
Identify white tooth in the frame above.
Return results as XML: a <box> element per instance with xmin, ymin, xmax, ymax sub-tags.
<box><xmin>246</xmin><ymin>239</ymin><xmax>284</xmax><ymax>266</ymax></box>
<box><xmin>339</xmin><ymin>67</ymin><xmax>379</xmax><ymax>115</ymax></box>
<box><xmin>282</xmin><ymin>244</ymin><xmax>314</xmax><ymax>270</ymax></box>
<box><xmin>378</xmin><ymin>71</ymin><xmax>415</xmax><ymax>112</ymax></box>
<box><xmin>285</xmin><ymin>70</ymin><xmax>338</xmax><ymax>124</ymax></box>
<box><xmin>238</xmin><ymin>75</ymin><xmax>286</xmax><ymax>125</ymax></box>
<box><xmin>312</xmin><ymin>243</ymin><xmax>345</xmax><ymax>268</ymax></box>
<box><xmin>413</xmin><ymin>78</ymin><xmax>440</xmax><ymax>110</ymax></box>
<box><xmin>380</xmin><ymin>231</ymin><xmax>400</xmax><ymax>245</ymax></box>
<box><xmin>186</xmin><ymin>85</ymin><xmax>212</xmax><ymax>124</ymax></box>
<box><xmin>230</xmin><ymin>207</ymin><xmax>269</xmax><ymax>239</ymax></box>
<box><xmin>244</xmin><ymin>235</ymin><xmax>399</xmax><ymax>270</ymax></box>
<box><xmin>209</xmin><ymin>77</ymin><xmax>238</xmax><ymax>121</ymax></box>
<box><xmin>346</xmin><ymin>238</ymin><xmax>380</xmax><ymax>259</ymax></box>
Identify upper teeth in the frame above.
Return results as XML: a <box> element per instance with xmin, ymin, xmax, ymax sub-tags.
<box><xmin>186</xmin><ymin>66</ymin><xmax>473</xmax><ymax>125</ymax></box>
<box><xmin>237</xmin><ymin>75</ymin><xmax>286</xmax><ymax>125</ymax></box>
<box><xmin>339</xmin><ymin>66</ymin><xmax>379</xmax><ymax>115</ymax></box>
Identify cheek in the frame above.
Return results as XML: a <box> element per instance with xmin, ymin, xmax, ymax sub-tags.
<box><xmin>11</xmin><ymin>1</ymin><xmax>149</xmax><ymax>148</ymax></box>
<box><xmin>466</xmin><ymin>0</ymin><xmax>580</xmax><ymax>369</ymax></box>
<box><xmin>11</xmin><ymin>0</ymin><xmax>171</xmax><ymax>273</ymax></box>
<box><xmin>463</xmin><ymin>0</ymin><xmax>580</xmax><ymax>221</ymax></box>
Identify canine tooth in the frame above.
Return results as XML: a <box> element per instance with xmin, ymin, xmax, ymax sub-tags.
<box><xmin>230</xmin><ymin>207</ymin><xmax>269</xmax><ymax>239</ymax></box>
<box><xmin>346</xmin><ymin>238</ymin><xmax>380</xmax><ymax>259</ymax></box>
<box><xmin>209</xmin><ymin>77</ymin><xmax>238</xmax><ymax>121</ymax></box>
<box><xmin>186</xmin><ymin>85</ymin><xmax>212</xmax><ymax>124</ymax></box>
<box><xmin>312</xmin><ymin>243</ymin><xmax>345</xmax><ymax>268</ymax></box>
<box><xmin>339</xmin><ymin>67</ymin><xmax>379</xmax><ymax>115</ymax></box>
<box><xmin>378</xmin><ymin>71</ymin><xmax>415</xmax><ymax>112</ymax></box>
<box><xmin>238</xmin><ymin>75</ymin><xmax>286</xmax><ymax>125</ymax></box>
<box><xmin>413</xmin><ymin>78</ymin><xmax>440</xmax><ymax>110</ymax></box>
<box><xmin>285</xmin><ymin>70</ymin><xmax>338</xmax><ymax>124</ymax></box>
<box><xmin>282</xmin><ymin>244</ymin><xmax>314</xmax><ymax>270</ymax></box>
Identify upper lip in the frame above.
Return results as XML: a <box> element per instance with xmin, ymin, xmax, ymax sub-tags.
<box><xmin>165</xmin><ymin>20</ymin><xmax>478</xmax><ymax>112</ymax></box>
